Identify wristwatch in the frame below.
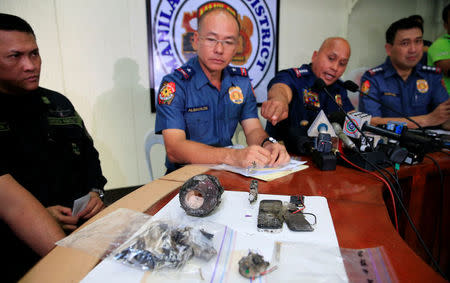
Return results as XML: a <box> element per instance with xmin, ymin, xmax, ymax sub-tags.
<box><xmin>90</xmin><ymin>188</ymin><xmax>105</xmax><ymax>201</ymax></box>
<box><xmin>261</xmin><ymin>136</ymin><xmax>278</xmax><ymax>147</ymax></box>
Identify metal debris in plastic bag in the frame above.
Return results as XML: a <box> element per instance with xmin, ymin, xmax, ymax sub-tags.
<box><xmin>113</xmin><ymin>221</ymin><xmax>217</xmax><ymax>271</ymax></box>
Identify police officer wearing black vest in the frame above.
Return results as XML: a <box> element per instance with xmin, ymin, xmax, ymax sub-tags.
<box><xmin>0</xmin><ymin>14</ymin><xmax>106</xmax><ymax>281</ymax></box>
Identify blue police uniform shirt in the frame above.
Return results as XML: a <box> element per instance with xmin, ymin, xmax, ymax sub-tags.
<box><xmin>155</xmin><ymin>56</ymin><xmax>258</xmax><ymax>172</ymax></box>
<box><xmin>359</xmin><ymin>57</ymin><xmax>448</xmax><ymax>118</ymax></box>
<box><xmin>265</xmin><ymin>64</ymin><xmax>354</xmax><ymax>140</ymax></box>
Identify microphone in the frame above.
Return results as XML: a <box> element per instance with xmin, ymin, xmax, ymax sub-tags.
<box><xmin>340</xmin><ymin>80</ymin><xmax>359</xmax><ymax>92</ymax></box>
<box><xmin>338</xmin><ymin>80</ymin><xmax>424</xmax><ymax>131</ymax></box>
<box><xmin>312</xmin><ymin>77</ymin><xmax>327</xmax><ymax>93</ymax></box>
<box><xmin>361</xmin><ymin>122</ymin><xmax>434</xmax><ymax>145</ymax></box>
<box><xmin>307</xmin><ymin>110</ymin><xmax>335</xmax><ymax>153</ymax></box>
<box><xmin>332</xmin><ymin>122</ymin><xmax>356</xmax><ymax>149</ymax></box>
<box><xmin>313</xmin><ymin>78</ymin><xmax>375</xmax><ymax>151</ymax></box>
<box><xmin>307</xmin><ymin>109</ymin><xmax>336</xmax><ymax>137</ymax></box>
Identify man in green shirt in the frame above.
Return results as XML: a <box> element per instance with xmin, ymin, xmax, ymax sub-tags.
<box><xmin>428</xmin><ymin>3</ymin><xmax>450</xmax><ymax>95</ymax></box>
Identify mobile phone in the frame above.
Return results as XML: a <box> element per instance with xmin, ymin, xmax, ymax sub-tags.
<box><xmin>257</xmin><ymin>200</ymin><xmax>283</xmax><ymax>233</ymax></box>
<box><xmin>284</xmin><ymin>212</ymin><xmax>314</xmax><ymax>232</ymax></box>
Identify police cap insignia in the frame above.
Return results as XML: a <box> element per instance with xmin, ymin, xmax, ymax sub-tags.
<box><xmin>158</xmin><ymin>82</ymin><xmax>176</xmax><ymax>105</ymax></box>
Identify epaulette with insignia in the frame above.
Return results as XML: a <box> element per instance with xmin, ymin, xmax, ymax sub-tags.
<box><xmin>421</xmin><ymin>65</ymin><xmax>441</xmax><ymax>74</ymax></box>
<box><xmin>291</xmin><ymin>67</ymin><xmax>310</xmax><ymax>78</ymax></box>
<box><xmin>368</xmin><ymin>66</ymin><xmax>384</xmax><ymax>76</ymax></box>
<box><xmin>228</xmin><ymin>66</ymin><xmax>248</xmax><ymax>77</ymax></box>
<box><xmin>175</xmin><ymin>65</ymin><xmax>195</xmax><ymax>80</ymax></box>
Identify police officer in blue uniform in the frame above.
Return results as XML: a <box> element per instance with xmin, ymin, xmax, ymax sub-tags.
<box><xmin>261</xmin><ymin>37</ymin><xmax>354</xmax><ymax>151</ymax></box>
<box><xmin>155</xmin><ymin>4</ymin><xmax>289</xmax><ymax>173</ymax></box>
<box><xmin>359</xmin><ymin>17</ymin><xmax>450</xmax><ymax>130</ymax></box>
<box><xmin>0</xmin><ymin>14</ymin><xmax>106</xmax><ymax>281</ymax></box>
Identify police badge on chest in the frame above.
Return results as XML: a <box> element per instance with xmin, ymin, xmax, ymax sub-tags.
<box><xmin>303</xmin><ymin>88</ymin><xmax>320</xmax><ymax>110</ymax></box>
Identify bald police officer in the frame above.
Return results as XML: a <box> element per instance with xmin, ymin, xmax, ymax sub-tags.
<box><xmin>261</xmin><ymin>37</ymin><xmax>354</xmax><ymax>147</ymax></box>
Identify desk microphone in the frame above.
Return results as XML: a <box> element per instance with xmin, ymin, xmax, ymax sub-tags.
<box><xmin>360</xmin><ymin>122</ymin><xmax>439</xmax><ymax>146</ymax></box>
<box><xmin>338</xmin><ymin>80</ymin><xmax>424</xmax><ymax>131</ymax></box>
<box><xmin>312</xmin><ymin>78</ymin><xmax>375</xmax><ymax>151</ymax></box>
<box><xmin>332</xmin><ymin>122</ymin><xmax>356</xmax><ymax>149</ymax></box>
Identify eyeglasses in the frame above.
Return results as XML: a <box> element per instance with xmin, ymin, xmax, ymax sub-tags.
<box><xmin>199</xmin><ymin>36</ymin><xmax>237</xmax><ymax>49</ymax></box>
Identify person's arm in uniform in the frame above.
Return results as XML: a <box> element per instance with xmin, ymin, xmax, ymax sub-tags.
<box><xmin>261</xmin><ymin>83</ymin><xmax>293</xmax><ymax>126</ymax></box>
<box><xmin>261</xmin><ymin>71</ymin><xmax>295</xmax><ymax>126</ymax></box>
<box><xmin>0</xmin><ymin>174</ymin><xmax>65</xmax><ymax>256</ymax></box>
<box><xmin>163</xmin><ymin>124</ymin><xmax>288</xmax><ymax>168</ymax></box>
<box><xmin>239</xmin><ymin>81</ymin><xmax>290</xmax><ymax>167</ymax></box>
<box><xmin>72</xmin><ymin>111</ymin><xmax>106</xmax><ymax>220</ymax></box>
<box><xmin>240</xmin><ymin>118</ymin><xmax>290</xmax><ymax>167</ymax></box>
<box><xmin>359</xmin><ymin>71</ymin><xmax>450</xmax><ymax>129</ymax></box>
<box><xmin>45</xmin><ymin>105</ymin><xmax>105</xmax><ymax>228</ymax></box>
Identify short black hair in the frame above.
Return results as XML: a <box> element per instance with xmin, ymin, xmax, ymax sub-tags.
<box><xmin>386</xmin><ymin>17</ymin><xmax>423</xmax><ymax>44</ymax></box>
<box><xmin>0</xmin><ymin>13</ymin><xmax>35</xmax><ymax>36</ymax></box>
<box><xmin>408</xmin><ymin>14</ymin><xmax>424</xmax><ymax>25</ymax></box>
<box><xmin>443</xmin><ymin>3</ymin><xmax>450</xmax><ymax>24</ymax></box>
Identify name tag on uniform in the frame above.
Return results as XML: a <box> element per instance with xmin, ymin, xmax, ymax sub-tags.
<box><xmin>383</xmin><ymin>92</ymin><xmax>397</xmax><ymax>97</ymax></box>
<box><xmin>187</xmin><ymin>106</ymin><xmax>209</xmax><ymax>112</ymax></box>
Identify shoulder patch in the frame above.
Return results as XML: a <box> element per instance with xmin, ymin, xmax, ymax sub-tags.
<box><xmin>368</xmin><ymin>67</ymin><xmax>384</xmax><ymax>76</ymax></box>
<box><xmin>420</xmin><ymin>65</ymin><xmax>441</xmax><ymax>74</ymax></box>
<box><xmin>158</xmin><ymin>81</ymin><xmax>176</xmax><ymax>105</ymax></box>
<box><xmin>228</xmin><ymin>66</ymin><xmax>248</xmax><ymax>77</ymax></box>
<box><xmin>175</xmin><ymin>65</ymin><xmax>195</xmax><ymax>80</ymax></box>
<box><xmin>361</xmin><ymin>80</ymin><xmax>370</xmax><ymax>94</ymax></box>
<box><xmin>291</xmin><ymin>67</ymin><xmax>310</xmax><ymax>78</ymax></box>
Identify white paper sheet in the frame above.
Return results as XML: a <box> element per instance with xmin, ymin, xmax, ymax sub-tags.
<box><xmin>72</xmin><ymin>193</ymin><xmax>91</xmax><ymax>216</ymax></box>
<box><xmin>211</xmin><ymin>158</ymin><xmax>308</xmax><ymax>181</ymax></box>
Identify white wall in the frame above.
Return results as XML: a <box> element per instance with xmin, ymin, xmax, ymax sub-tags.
<box><xmin>1</xmin><ymin>0</ymin><xmax>447</xmax><ymax>189</ymax></box>
<box><xmin>277</xmin><ymin>0</ymin><xmax>350</xmax><ymax>69</ymax></box>
<box><xmin>346</xmin><ymin>0</ymin><xmax>445</xmax><ymax>73</ymax></box>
